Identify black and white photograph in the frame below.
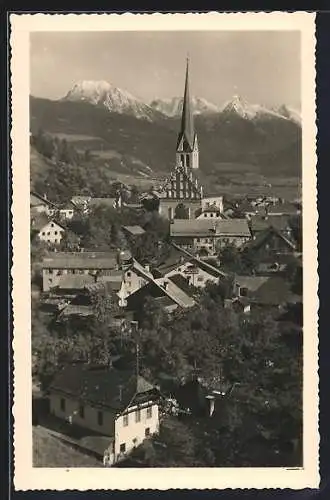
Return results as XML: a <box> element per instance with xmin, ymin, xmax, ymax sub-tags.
<box><xmin>11</xmin><ymin>12</ymin><xmax>318</xmax><ymax>490</ymax></box>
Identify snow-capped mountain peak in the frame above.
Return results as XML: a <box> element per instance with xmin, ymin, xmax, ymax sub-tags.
<box><xmin>150</xmin><ymin>96</ymin><xmax>220</xmax><ymax>117</ymax></box>
<box><xmin>221</xmin><ymin>95</ymin><xmax>300</xmax><ymax>124</ymax></box>
<box><xmin>63</xmin><ymin>80</ymin><xmax>156</xmax><ymax>121</ymax></box>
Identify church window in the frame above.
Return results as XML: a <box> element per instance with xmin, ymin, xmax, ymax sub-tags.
<box><xmin>186</xmin><ymin>155</ymin><xmax>190</xmax><ymax>168</ymax></box>
<box><xmin>181</xmin><ymin>154</ymin><xmax>185</xmax><ymax>166</ymax></box>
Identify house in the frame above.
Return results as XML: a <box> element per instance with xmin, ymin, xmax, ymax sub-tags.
<box><xmin>57</xmin><ymin>277</ymin><xmax>124</xmax><ymax>321</ymax></box>
<box><xmin>58</xmin><ymin>201</ymin><xmax>77</xmax><ymax>220</ymax></box>
<box><xmin>30</xmin><ymin>191</ymin><xmax>58</xmax><ymax>217</ymax></box>
<box><xmin>41</xmin><ymin>251</ymin><xmax>131</xmax><ymax>292</ymax></box>
<box><xmin>32</xmin><ymin>216</ymin><xmax>66</xmax><ymax>246</ymax></box>
<box><xmin>125</xmin><ymin>274</ymin><xmax>196</xmax><ymax>315</ymax></box>
<box><xmin>244</xmin><ymin>226</ymin><xmax>297</xmax><ymax>268</ymax></box>
<box><xmin>232</xmin><ymin>274</ymin><xmax>300</xmax><ymax>310</ymax></box>
<box><xmin>170</xmin><ymin>218</ymin><xmax>251</xmax><ymax>255</ymax></box>
<box><xmin>152</xmin><ymin>245</ymin><xmax>226</xmax><ymax>289</ymax></box>
<box><xmin>249</xmin><ymin>215</ymin><xmax>294</xmax><ymax>240</ymax></box>
<box><xmin>122</xmin><ymin>225</ymin><xmax>146</xmax><ymax>244</ymax></box>
<box><xmin>48</xmin><ymin>364</ymin><xmax>160</xmax><ymax>466</ymax></box>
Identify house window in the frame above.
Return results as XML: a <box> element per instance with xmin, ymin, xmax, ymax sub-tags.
<box><xmin>197</xmin><ymin>276</ymin><xmax>204</xmax><ymax>282</ymax></box>
<box><xmin>135</xmin><ymin>409</ymin><xmax>141</xmax><ymax>423</ymax></box>
<box><xmin>240</xmin><ymin>287</ymin><xmax>248</xmax><ymax>297</ymax></box>
<box><xmin>48</xmin><ymin>269</ymin><xmax>53</xmax><ymax>274</ymax></box>
<box><xmin>123</xmin><ymin>414</ymin><xmax>129</xmax><ymax>427</ymax></box>
<box><xmin>204</xmin><ymin>213</ymin><xmax>207</xmax><ymax>217</ymax></box>
<box><xmin>196</xmin><ymin>238</ymin><xmax>200</xmax><ymax>243</ymax></box>
<box><xmin>60</xmin><ymin>398</ymin><xmax>66</xmax><ymax>412</ymax></box>
<box><xmin>47</xmin><ymin>232</ymin><xmax>50</xmax><ymax>236</ymax></box>
<box><xmin>97</xmin><ymin>411</ymin><xmax>103</xmax><ymax>426</ymax></box>
<box><xmin>42</xmin><ymin>232</ymin><xmax>45</xmax><ymax>236</ymax></box>
<box><xmin>54</xmin><ymin>239</ymin><xmax>57</xmax><ymax>244</ymax></box>
<box><xmin>79</xmin><ymin>405</ymin><xmax>84</xmax><ymax>419</ymax></box>
<box><xmin>54</xmin><ymin>231</ymin><xmax>58</xmax><ymax>235</ymax></box>
<box><xmin>146</xmin><ymin>406</ymin><xmax>152</xmax><ymax>419</ymax></box>
<box><xmin>120</xmin><ymin>443</ymin><xmax>126</xmax><ymax>453</ymax></box>
<box><xmin>51</xmin><ymin>223</ymin><xmax>54</xmax><ymax>227</ymax></box>
<box><xmin>210</xmin><ymin>213</ymin><xmax>214</xmax><ymax>218</ymax></box>
<box><xmin>127</xmin><ymin>271</ymin><xmax>131</xmax><ymax>278</ymax></box>
<box><xmin>145</xmin><ymin>427</ymin><xmax>150</xmax><ymax>437</ymax></box>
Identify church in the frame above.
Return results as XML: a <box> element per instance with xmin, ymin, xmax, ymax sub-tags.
<box><xmin>158</xmin><ymin>58</ymin><xmax>204</xmax><ymax>220</ymax></box>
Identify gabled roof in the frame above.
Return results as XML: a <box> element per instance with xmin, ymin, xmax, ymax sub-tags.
<box><xmin>49</xmin><ymin>364</ymin><xmax>157</xmax><ymax>411</ymax></box>
<box><xmin>171</xmin><ymin>243</ymin><xmax>227</xmax><ymax>278</ymax></box>
<box><xmin>245</xmin><ymin>226</ymin><xmax>296</xmax><ymax>252</ymax></box>
<box><xmin>42</xmin><ymin>251</ymin><xmax>118</xmax><ymax>270</ymax></box>
<box><xmin>249</xmin><ymin>215</ymin><xmax>292</xmax><ymax>234</ymax></box>
<box><xmin>170</xmin><ymin>218</ymin><xmax>250</xmax><ymax>238</ymax></box>
<box><xmin>30</xmin><ymin>191</ymin><xmax>58</xmax><ymax>209</ymax></box>
<box><xmin>32</xmin><ymin>215</ymin><xmax>66</xmax><ymax>232</ymax></box>
<box><xmin>251</xmin><ymin>276</ymin><xmax>301</xmax><ymax>306</ymax></box>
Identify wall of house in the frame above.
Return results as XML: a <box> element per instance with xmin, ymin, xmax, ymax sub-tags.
<box><xmin>114</xmin><ymin>402</ymin><xmax>159</xmax><ymax>459</ymax></box>
<box><xmin>215</xmin><ymin>235</ymin><xmax>250</xmax><ymax>249</ymax></box>
<box><xmin>49</xmin><ymin>392</ymin><xmax>116</xmax><ymax>436</ymax></box>
<box><xmin>164</xmin><ymin>261</ymin><xmax>218</xmax><ymax>289</ymax></box>
<box><xmin>122</xmin><ymin>269</ymin><xmax>147</xmax><ymax>297</ymax></box>
<box><xmin>38</xmin><ymin>222</ymin><xmax>65</xmax><ymax>245</ymax></box>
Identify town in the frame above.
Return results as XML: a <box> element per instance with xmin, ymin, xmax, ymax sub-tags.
<box><xmin>31</xmin><ymin>59</ymin><xmax>303</xmax><ymax>468</ymax></box>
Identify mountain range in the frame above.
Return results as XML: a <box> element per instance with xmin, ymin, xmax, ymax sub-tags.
<box><xmin>62</xmin><ymin>80</ymin><xmax>301</xmax><ymax>125</ymax></box>
<box><xmin>30</xmin><ymin>79</ymin><xmax>302</xmax><ymax>189</ymax></box>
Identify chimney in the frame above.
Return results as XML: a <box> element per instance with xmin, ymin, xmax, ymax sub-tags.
<box><xmin>205</xmin><ymin>395</ymin><xmax>215</xmax><ymax>417</ymax></box>
<box><xmin>163</xmin><ymin>280</ymin><xmax>168</xmax><ymax>290</ymax></box>
<box><xmin>145</xmin><ymin>264</ymin><xmax>150</xmax><ymax>273</ymax></box>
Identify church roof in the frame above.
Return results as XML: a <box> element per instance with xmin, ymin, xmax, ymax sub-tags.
<box><xmin>177</xmin><ymin>58</ymin><xmax>195</xmax><ymax>151</ymax></box>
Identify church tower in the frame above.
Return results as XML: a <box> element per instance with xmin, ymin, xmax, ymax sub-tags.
<box><xmin>176</xmin><ymin>58</ymin><xmax>199</xmax><ymax>170</ymax></box>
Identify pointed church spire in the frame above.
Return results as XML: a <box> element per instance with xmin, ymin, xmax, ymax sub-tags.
<box><xmin>180</xmin><ymin>56</ymin><xmax>195</xmax><ymax>150</ymax></box>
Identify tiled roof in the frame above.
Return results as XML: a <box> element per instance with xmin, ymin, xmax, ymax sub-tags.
<box><xmin>30</xmin><ymin>191</ymin><xmax>58</xmax><ymax>209</ymax></box>
<box><xmin>235</xmin><ymin>275</ymin><xmax>270</xmax><ymax>292</ymax></box>
<box><xmin>154</xmin><ymin>277</ymin><xmax>195</xmax><ymax>309</ymax></box>
<box><xmin>42</xmin><ymin>252</ymin><xmax>118</xmax><ymax>270</ymax></box>
<box><xmin>49</xmin><ymin>365</ymin><xmax>157</xmax><ymax>411</ymax></box>
<box><xmin>122</xmin><ymin>225</ymin><xmax>146</xmax><ymax>236</ymax></box>
<box><xmin>170</xmin><ymin>219</ymin><xmax>250</xmax><ymax>238</ymax></box>
<box><xmin>251</xmin><ymin>276</ymin><xmax>301</xmax><ymax>306</ymax></box>
<box><xmin>245</xmin><ymin>226</ymin><xmax>296</xmax><ymax>252</ymax></box>
<box><xmin>249</xmin><ymin>215</ymin><xmax>292</xmax><ymax>233</ymax></box>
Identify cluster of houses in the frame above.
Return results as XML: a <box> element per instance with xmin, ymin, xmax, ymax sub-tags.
<box><xmin>32</xmin><ymin>58</ymin><xmax>302</xmax><ymax>466</ymax></box>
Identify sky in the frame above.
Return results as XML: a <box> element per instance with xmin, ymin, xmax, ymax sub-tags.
<box><xmin>30</xmin><ymin>31</ymin><xmax>301</xmax><ymax>109</ymax></box>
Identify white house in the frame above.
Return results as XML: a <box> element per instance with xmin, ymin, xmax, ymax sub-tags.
<box><xmin>48</xmin><ymin>364</ymin><xmax>160</xmax><ymax>466</ymax></box>
<box><xmin>38</xmin><ymin>219</ymin><xmax>66</xmax><ymax>245</ymax></box>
